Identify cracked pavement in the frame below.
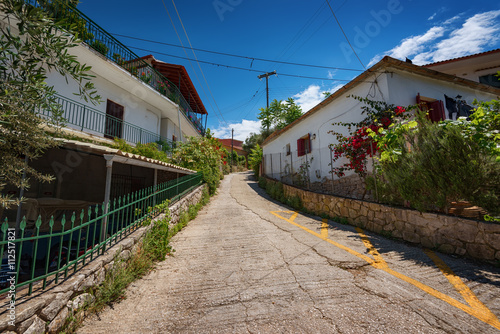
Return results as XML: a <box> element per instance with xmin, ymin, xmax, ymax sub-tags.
<box><xmin>78</xmin><ymin>172</ymin><xmax>500</xmax><ymax>333</ymax></box>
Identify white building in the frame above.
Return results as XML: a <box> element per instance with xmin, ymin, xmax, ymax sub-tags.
<box><xmin>261</xmin><ymin>55</ymin><xmax>500</xmax><ymax>199</ymax></box>
<box><xmin>424</xmin><ymin>48</ymin><xmax>500</xmax><ymax>88</ymax></box>
<box><xmin>2</xmin><ymin>1</ymin><xmax>207</xmax><ymax>221</ymax></box>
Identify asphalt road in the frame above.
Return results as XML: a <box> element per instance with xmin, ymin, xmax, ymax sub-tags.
<box><xmin>78</xmin><ymin>172</ymin><xmax>500</xmax><ymax>333</ymax></box>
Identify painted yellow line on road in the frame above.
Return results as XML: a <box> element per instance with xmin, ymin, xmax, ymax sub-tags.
<box><xmin>321</xmin><ymin>219</ymin><xmax>329</xmax><ymax>240</ymax></box>
<box><xmin>355</xmin><ymin>227</ymin><xmax>388</xmax><ymax>269</ymax></box>
<box><xmin>425</xmin><ymin>249</ymin><xmax>500</xmax><ymax>326</ymax></box>
<box><xmin>271</xmin><ymin>211</ymin><xmax>500</xmax><ymax>331</ymax></box>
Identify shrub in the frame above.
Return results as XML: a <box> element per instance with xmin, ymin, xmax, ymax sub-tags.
<box><xmin>248</xmin><ymin>144</ymin><xmax>263</xmax><ymax>177</ymax></box>
<box><xmin>172</xmin><ymin>132</ymin><xmax>223</xmax><ymax>195</ymax></box>
<box><xmin>375</xmin><ymin>111</ymin><xmax>500</xmax><ymax>215</ymax></box>
<box><xmin>90</xmin><ymin>40</ymin><xmax>109</xmax><ymax>56</ymax></box>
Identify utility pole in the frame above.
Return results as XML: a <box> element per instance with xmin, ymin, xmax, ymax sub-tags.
<box><xmin>258</xmin><ymin>71</ymin><xmax>277</xmax><ymax>132</ymax></box>
<box><xmin>257</xmin><ymin>70</ymin><xmax>277</xmax><ymax>110</ymax></box>
<box><xmin>231</xmin><ymin>128</ymin><xmax>234</xmax><ymax>173</ymax></box>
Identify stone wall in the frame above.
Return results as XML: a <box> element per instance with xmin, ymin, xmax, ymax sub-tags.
<box><xmin>310</xmin><ymin>173</ymin><xmax>372</xmax><ymax>200</ymax></box>
<box><xmin>1</xmin><ymin>184</ymin><xmax>206</xmax><ymax>334</ymax></box>
<box><xmin>269</xmin><ymin>178</ymin><xmax>500</xmax><ymax>262</ymax></box>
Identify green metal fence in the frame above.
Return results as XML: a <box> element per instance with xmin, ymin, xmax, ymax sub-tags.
<box><xmin>0</xmin><ymin>172</ymin><xmax>203</xmax><ymax>296</ymax></box>
<box><xmin>23</xmin><ymin>0</ymin><xmax>206</xmax><ymax>135</ymax></box>
<box><xmin>39</xmin><ymin>94</ymin><xmax>176</xmax><ymax>150</ymax></box>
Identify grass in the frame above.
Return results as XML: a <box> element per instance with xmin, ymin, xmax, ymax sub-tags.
<box><xmin>60</xmin><ymin>188</ymin><xmax>210</xmax><ymax>333</ymax></box>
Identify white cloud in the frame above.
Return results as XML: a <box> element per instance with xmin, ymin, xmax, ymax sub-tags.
<box><xmin>367</xmin><ymin>10</ymin><xmax>500</xmax><ymax>66</ymax></box>
<box><xmin>430</xmin><ymin>10</ymin><xmax>500</xmax><ymax>62</ymax></box>
<box><xmin>428</xmin><ymin>13</ymin><xmax>437</xmax><ymax>21</ymax></box>
<box><xmin>443</xmin><ymin>15</ymin><xmax>461</xmax><ymax>25</ymax></box>
<box><xmin>327</xmin><ymin>70</ymin><xmax>337</xmax><ymax>79</ymax></box>
<box><xmin>211</xmin><ymin>119</ymin><xmax>262</xmax><ymax>141</ymax></box>
<box><xmin>293</xmin><ymin>85</ymin><xmax>322</xmax><ymax>112</ymax></box>
<box><xmin>368</xmin><ymin>26</ymin><xmax>445</xmax><ymax>66</ymax></box>
<box><xmin>293</xmin><ymin>84</ymin><xmax>345</xmax><ymax>112</ymax></box>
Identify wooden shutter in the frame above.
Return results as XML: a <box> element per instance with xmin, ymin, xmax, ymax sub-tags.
<box><xmin>428</xmin><ymin>100</ymin><xmax>445</xmax><ymax>122</ymax></box>
<box><xmin>297</xmin><ymin>138</ymin><xmax>304</xmax><ymax>157</ymax></box>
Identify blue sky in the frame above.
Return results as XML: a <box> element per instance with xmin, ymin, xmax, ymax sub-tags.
<box><xmin>78</xmin><ymin>0</ymin><xmax>500</xmax><ymax>140</ymax></box>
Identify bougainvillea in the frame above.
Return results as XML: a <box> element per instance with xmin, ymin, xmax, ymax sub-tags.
<box><xmin>329</xmin><ymin>96</ymin><xmax>413</xmax><ymax>178</ymax></box>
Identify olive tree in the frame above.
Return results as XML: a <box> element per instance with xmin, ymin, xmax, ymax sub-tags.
<box><xmin>0</xmin><ymin>0</ymin><xmax>100</xmax><ymax>208</ymax></box>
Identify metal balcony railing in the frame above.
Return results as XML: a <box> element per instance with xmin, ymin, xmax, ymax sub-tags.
<box><xmin>23</xmin><ymin>0</ymin><xmax>206</xmax><ymax>135</ymax></box>
<box><xmin>40</xmin><ymin>94</ymin><xmax>176</xmax><ymax>150</ymax></box>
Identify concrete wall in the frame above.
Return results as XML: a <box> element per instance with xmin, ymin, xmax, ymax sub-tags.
<box><xmin>0</xmin><ymin>185</ymin><xmax>206</xmax><ymax>334</ymax></box>
<box><xmin>265</xmin><ymin>178</ymin><xmax>500</xmax><ymax>263</ymax></box>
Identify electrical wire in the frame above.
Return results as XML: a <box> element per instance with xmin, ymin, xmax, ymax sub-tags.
<box><xmin>170</xmin><ymin>0</ymin><xmax>229</xmax><ymax>128</ymax></box>
<box><xmin>126</xmin><ymin>45</ymin><xmax>361</xmax><ymax>82</ymax></box>
<box><xmin>325</xmin><ymin>0</ymin><xmax>366</xmax><ymax>70</ymax></box>
<box><xmin>111</xmin><ymin>32</ymin><xmax>363</xmax><ymax>72</ymax></box>
<box><xmin>160</xmin><ymin>0</ymin><xmax>226</xmax><ymax>127</ymax></box>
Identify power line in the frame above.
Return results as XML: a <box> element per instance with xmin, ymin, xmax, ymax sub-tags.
<box><xmin>325</xmin><ymin>0</ymin><xmax>366</xmax><ymax>70</ymax></box>
<box><xmin>161</xmin><ymin>0</ymin><xmax>227</xmax><ymax>127</ymax></box>
<box><xmin>111</xmin><ymin>32</ymin><xmax>363</xmax><ymax>72</ymax></box>
<box><xmin>169</xmin><ymin>0</ymin><xmax>228</xmax><ymax>128</ymax></box>
<box><xmin>126</xmin><ymin>45</ymin><xmax>358</xmax><ymax>82</ymax></box>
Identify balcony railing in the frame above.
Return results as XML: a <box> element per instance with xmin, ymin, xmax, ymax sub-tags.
<box><xmin>23</xmin><ymin>0</ymin><xmax>206</xmax><ymax>135</ymax></box>
<box><xmin>40</xmin><ymin>94</ymin><xmax>176</xmax><ymax>150</ymax></box>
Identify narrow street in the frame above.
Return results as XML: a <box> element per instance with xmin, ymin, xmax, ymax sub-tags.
<box><xmin>78</xmin><ymin>172</ymin><xmax>500</xmax><ymax>333</ymax></box>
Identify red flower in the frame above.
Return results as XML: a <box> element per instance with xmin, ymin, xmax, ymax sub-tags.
<box><xmin>395</xmin><ymin>106</ymin><xmax>406</xmax><ymax>115</ymax></box>
<box><xmin>223</xmin><ymin>161</ymin><xmax>227</xmax><ymax>165</ymax></box>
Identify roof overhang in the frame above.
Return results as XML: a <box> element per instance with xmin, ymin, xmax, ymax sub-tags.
<box><xmin>58</xmin><ymin>139</ymin><xmax>196</xmax><ymax>174</ymax></box>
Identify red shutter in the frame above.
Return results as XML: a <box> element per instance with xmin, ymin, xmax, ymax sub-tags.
<box><xmin>307</xmin><ymin>134</ymin><xmax>311</xmax><ymax>154</ymax></box>
<box><xmin>297</xmin><ymin>138</ymin><xmax>304</xmax><ymax>157</ymax></box>
<box><xmin>428</xmin><ymin>100</ymin><xmax>445</xmax><ymax>122</ymax></box>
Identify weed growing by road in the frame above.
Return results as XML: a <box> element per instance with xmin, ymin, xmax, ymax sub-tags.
<box><xmin>60</xmin><ymin>191</ymin><xmax>210</xmax><ymax>334</ymax></box>
<box><xmin>258</xmin><ymin>177</ymin><xmax>302</xmax><ymax>211</ymax></box>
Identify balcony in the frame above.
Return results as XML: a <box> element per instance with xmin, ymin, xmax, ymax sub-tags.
<box><xmin>24</xmin><ymin>0</ymin><xmax>207</xmax><ymax>135</ymax></box>
<box><xmin>40</xmin><ymin>95</ymin><xmax>176</xmax><ymax>150</ymax></box>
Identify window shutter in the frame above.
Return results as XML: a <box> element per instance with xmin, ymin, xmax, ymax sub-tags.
<box><xmin>428</xmin><ymin>100</ymin><xmax>445</xmax><ymax>122</ymax></box>
<box><xmin>297</xmin><ymin>138</ymin><xmax>304</xmax><ymax>157</ymax></box>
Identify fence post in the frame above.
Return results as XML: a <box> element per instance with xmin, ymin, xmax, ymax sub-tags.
<box><xmin>370</xmin><ymin>143</ymin><xmax>379</xmax><ymax>202</ymax></box>
<box><xmin>101</xmin><ymin>156</ymin><xmax>114</xmax><ymax>244</ymax></box>
<box><xmin>270</xmin><ymin>154</ymin><xmax>273</xmax><ymax>180</ymax></box>
<box><xmin>279</xmin><ymin>152</ymin><xmax>282</xmax><ymax>182</ymax></box>
<box><xmin>329</xmin><ymin>146</ymin><xmax>334</xmax><ymax>193</ymax></box>
<box><xmin>305</xmin><ymin>151</ymin><xmax>310</xmax><ymax>189</ymax></box>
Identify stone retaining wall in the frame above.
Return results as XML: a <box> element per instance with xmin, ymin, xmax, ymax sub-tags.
<box><xmin>1</xmin><ymin>184</ymin><xmax>206</xmax><ymax>334</ymax></box>
<box><xmin>268</xmin><ymin>178</ymin><xmax>500</xmax><ymax>262</ymax></box>
<box><xmin>310</xmin><ymin>174</ymin><xmax>373</xmax><ymax>200</ymax></box>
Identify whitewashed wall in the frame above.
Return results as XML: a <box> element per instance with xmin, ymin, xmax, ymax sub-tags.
<box><xmin>263</xmin><ymin>67</ymin><xmax>500</xmax><ymax>183</ymax></box>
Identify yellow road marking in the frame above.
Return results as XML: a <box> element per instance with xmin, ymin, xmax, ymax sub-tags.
<box><xmin>271</xmin><ymin>211</ymin><xmax>500</xmax><ymax>331</ymax></box>
<box><xmin>425</xmin><ymin>249</ymin><xmax>500</xmax><ymax>325</ymax></box>
<box><xmin>321</xmin><ymin>219</ymin><xmax>329</xmax><ymax>240</ymax></box>
<box><xmin>355</xmin><ymin>227</ymin><xmax>388</xmax><ymax>269</ymax></box>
